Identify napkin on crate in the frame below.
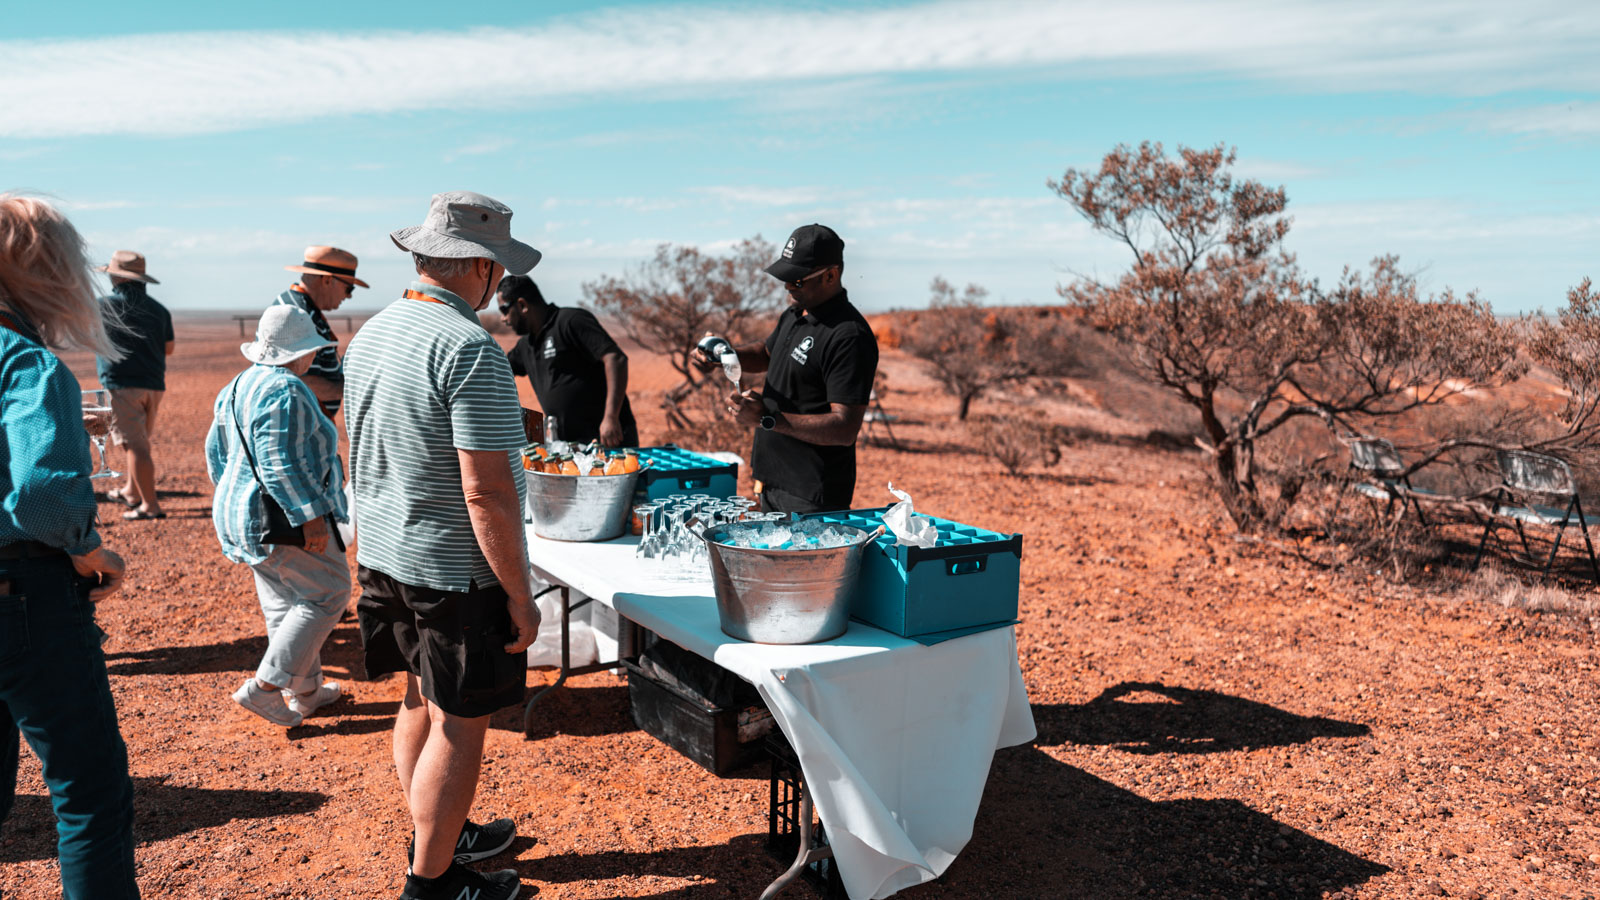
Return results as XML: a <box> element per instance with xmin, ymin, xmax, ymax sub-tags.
<box><xmin>883</xmin><ymin>482</ymin><xmax>938</xmax><ymax>548</ymax></box>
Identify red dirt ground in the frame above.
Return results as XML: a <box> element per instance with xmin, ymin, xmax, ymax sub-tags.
<box><xmin>4</xmin><ymin>314</ymin><xmax>1598</xmax><ymax>899</ymax></box>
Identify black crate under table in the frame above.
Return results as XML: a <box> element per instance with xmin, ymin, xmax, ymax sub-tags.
<box><xmin>766</xmin><ymin>734</ymin><xmax>846</xmax><ymax>899</ymax></box>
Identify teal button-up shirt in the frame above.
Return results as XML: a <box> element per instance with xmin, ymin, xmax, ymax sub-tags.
<box><xmin>0</xmin><ymin>307</ymin><xmax>102</xmax><ymax>555</ymax></box>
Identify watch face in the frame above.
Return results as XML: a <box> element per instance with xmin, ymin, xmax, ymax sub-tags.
<box><xmin>761</xmin><ymin>415</ymin><xmax>776</xmax><ymax>431</ymax></box>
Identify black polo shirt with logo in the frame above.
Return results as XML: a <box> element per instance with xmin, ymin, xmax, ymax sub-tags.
<box><xmin>505</xmin><ymin>304</ymin><xmax>638</xmax><ymax>445</ymax></box>
<box><xmin>752</xmin><ymin>290</ymin><xmax>879</xmax><ymax>509</ymax></box>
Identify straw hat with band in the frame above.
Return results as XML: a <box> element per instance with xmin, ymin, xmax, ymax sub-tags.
<box><xmin>241</xmin><ymin>306</ymin><xmax>336</xmax><ymax>366</ymax></box>
<box><xmin>390</xmin><ymin>191</ymin><xmax>541</xmax><ymax>275</ymax></box>
<box><xmin>285</xmin><ymin>246</ymin><xmax>369</xmax><ymax>289</ymax></box>
<box><xmin>96</xmin><ymin>250</ymin><xmax>159</xmax><ymax>284</ymax></box>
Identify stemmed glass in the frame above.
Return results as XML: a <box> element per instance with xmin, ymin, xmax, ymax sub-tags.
<box><xmin>634</xmin><ymin>502</ymin><xmax>662</xmax><ymax>559</ymax></box>
<box><xmin>80</xmin><ymin>389</ymin><xmax>122</xmax><ymax>480</ymax></box>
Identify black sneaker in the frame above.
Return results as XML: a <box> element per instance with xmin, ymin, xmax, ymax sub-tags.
<box><xmin>399</xmin><ymin>862</ymin><xmax>520</xmax><ymax>900</ymax></box>
<box><xmin>409</xmin><ymin>817</ymin><xmax>519</xmax><ymax>866</ymax></box>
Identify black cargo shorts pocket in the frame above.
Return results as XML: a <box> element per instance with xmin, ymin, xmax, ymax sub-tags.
<box><xmin>457</xmin><ymin>620</ymin><xmax>523</xmax><ymax>705</ymax></box>
<box><xmin>0</xmin><ymin>590</ymin><xmax>29</xmax><ymax>665</ymax></box>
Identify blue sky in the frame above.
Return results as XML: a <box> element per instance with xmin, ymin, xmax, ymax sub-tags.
<box><xmin>3</xmin><ymin>0</ymin><xmax>1598</xmax><ymax>314</ymax></box>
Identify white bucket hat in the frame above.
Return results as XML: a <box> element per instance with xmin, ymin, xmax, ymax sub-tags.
<box><xmin>389</xmin><ymin>191</ymin><xmax>541</xmax><ymax>275</ymax></box>
<box><xmin>241</xmin><ymin>306</ymin><xmax>336</xmax><ymax>366</ymax></box>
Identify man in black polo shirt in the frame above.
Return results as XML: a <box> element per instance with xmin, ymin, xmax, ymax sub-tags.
<box><xmin>498</xmin><ymin>275</ymin><xmax>638</xmax><ymax>446</ymax></box>
<box><xmin>694</xmin><ymin>224</ymin><xmax>879</xmax><ymax>513</ymax></box>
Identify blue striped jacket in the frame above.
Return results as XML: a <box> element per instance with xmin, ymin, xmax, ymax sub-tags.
<box><xmin>205</xmin><ymin>364</ymin><xmax>347</xmax><ymax>565</ymax></box>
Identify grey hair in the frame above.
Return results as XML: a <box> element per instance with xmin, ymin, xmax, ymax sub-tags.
<box><xmin>411</xmin><ymin>252</ymin><xmax>475</xmax><ymax>280</ymax></box>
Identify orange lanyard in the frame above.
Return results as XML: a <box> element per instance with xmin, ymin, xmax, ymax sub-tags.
<box><xmin>403</xmin><ymin>289</ymin><xmax>448</xmax><ymax>305</ymax></box>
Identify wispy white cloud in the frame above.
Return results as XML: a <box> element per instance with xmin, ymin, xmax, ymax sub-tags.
<box><xmin>443</xmin><ymin>138</ymin><xmax>515</xmax><ymax>162</ymax></box>
<box><xmin>1232</xmin><ymin>158</ymin><xmax>1330</xmax><ymax>184</ymax></box>
<box><xmin>5</xmin><ymin>0</ymin><xmax>1600</xmax><ymax>139</ymax></box>
<box><xmin>61</xmin><ymin>199</ymin><xmax>138</xmax><ymax>211</ymax></box>
<box><xmin>1465</xmin><ymin>100</ymin><xmax>1600</xmax><ymax>138</ymax></box>
<box><xmin>694</xmin><ymin>186</ymin><xmax>825</xmax><ymax>207</ymax></box>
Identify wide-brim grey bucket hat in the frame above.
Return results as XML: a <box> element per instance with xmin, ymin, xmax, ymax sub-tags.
<box><xmin>241</xmin><ymin>305</ymin><xmax>336</xmax><ymax>366</ymax></box>
<box><xmin>390</xmin><ymin>190</ymin><xmax>542</xmax><ymax>275</ymax></box>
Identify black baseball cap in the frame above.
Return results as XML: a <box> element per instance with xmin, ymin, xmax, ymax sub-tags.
<box><xmin>765</xmin><ymin>223</ymin><xmax>845</xmax><ymax>282</ymax></box>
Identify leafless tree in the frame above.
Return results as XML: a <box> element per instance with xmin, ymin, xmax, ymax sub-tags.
<box><xmin>584</xmin><ymin>237</ymin><xmax>786</xmax><ymax>429</ymax></box>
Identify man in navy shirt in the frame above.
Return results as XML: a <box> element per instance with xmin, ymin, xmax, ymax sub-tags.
<box><xmin>694</xmin><ymin>224</ymin><xmax>879</xmax><ymax>513</ymax></box>
<box><xmin>499</xmin><ymin>275</ymin><xmax>637</xmax><ymax>447</ymax></box>
<box><xmin>95</xmin><ymin>250</ymin><xmax>174</xmax><ymax>521</ymax></box>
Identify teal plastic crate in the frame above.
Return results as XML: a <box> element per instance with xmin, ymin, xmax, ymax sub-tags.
<box><xmin>634</xmin><ymin>445</ymin><xmax>739</xmax><ymax>502</ymax></box>
<box><xmin>803</xmin><ymin>506</ymin><xmax>1022</xmax><ymax>640</ymax></box>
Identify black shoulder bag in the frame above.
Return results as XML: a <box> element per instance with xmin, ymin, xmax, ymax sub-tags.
<box><xmin>228</xmin><ymin>378</ymin><xmax>342</xmax><ymax>549</ymax></box>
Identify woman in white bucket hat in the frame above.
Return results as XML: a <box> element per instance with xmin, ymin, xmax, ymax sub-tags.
<box><xmin>205</xmin><ymin>305</ymin><xmax>351</xmax><ymax>727</ymax></box>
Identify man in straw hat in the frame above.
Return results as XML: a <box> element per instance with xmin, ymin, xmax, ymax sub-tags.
<box><xmin>95</xmin><ymin>250</ymin><xmax>174</xmax><ymax>521</ymax></box>
<box><xmin>343</xmin><ymin>192</ymin><xmax>542</xmax><ymax>900</ymax></box>
<box><xmin>273</xmin><ymin>245</ymin><xmax>369</xmax><ymax>419</ymax></box>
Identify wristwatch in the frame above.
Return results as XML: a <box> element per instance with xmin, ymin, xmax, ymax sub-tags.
<box><xmin>760</xmin><ymin>414</ymin><xmax>777</xmax><ymax>431</ymax></box>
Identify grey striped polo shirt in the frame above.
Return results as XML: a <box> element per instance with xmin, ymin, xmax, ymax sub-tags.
<box><xmin>343</xmin><ymin>281</ymin><xmax>527</xmax><ymax>592</ymax></box>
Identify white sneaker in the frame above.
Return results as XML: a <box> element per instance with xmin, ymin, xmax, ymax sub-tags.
<box><xmin>232</xmin><ymin>678</ymin><xmax>303</xmax><ymax>727</ymax></box>
<box><xmin>286</xmin><ymin>681</ymin><xmax>342</xmax><ymax>717</ymax></box>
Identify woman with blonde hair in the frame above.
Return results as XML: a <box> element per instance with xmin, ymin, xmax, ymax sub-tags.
<box><xmin>0</xmin><ymin>193</ymin><xmax>140</xmax><ymax>898</ymax></box>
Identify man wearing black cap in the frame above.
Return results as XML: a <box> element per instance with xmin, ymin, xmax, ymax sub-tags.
<box><xmin>693</xmin><ymin>224</ymin><xmax>879</xmax><ymax>513</ymax></box>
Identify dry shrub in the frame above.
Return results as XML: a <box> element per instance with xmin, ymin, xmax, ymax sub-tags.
<box><xmin>1054</xmin><ymin>142</ymin><xmax>1523</xmax><ymax>530</ymax></box>
<box><xmin>967</xmin><ymin>412</ymin><xmax>1057</xmax><ymax>476</ymax></box>
<box><xmin>898</xmin><ymin>281</ymin><xmax>1079</xmax><ymax>420</ymax></box>
<box><xmin>1462</xmin><ymin>565</ymin><xmax>1600</xmax><ymax>620</ymax></box>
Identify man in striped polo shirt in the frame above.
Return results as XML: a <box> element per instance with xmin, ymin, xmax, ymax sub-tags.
<box><xmin>273</xmin><ymin>246</ymin><xmax>369</xmax><ymax>418</ymax></box>
<box><xmin>343</xmin><ymin>192</ymin><xmax>542</xmax><ymax>900</ymax></box>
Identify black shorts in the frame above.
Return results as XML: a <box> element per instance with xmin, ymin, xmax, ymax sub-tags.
<box><xmin>356</xmin><ymin>567</ymin><xmax>525</xmax><ymax>719</ymax></box>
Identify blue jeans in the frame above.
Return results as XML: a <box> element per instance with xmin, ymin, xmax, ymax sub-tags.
<box><xmin>0</xmin><ymin>554</ymin><xmax>139</xmax><ymax>899</ymax></box>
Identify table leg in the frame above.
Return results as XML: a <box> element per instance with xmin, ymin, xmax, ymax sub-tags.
<box><xmin>759</xmin><ymin>789</ymin><xmax>834</xmax><ymax>900</ymax></box>
<box><xmin>521</xmin><ymin>585</ymin><xmax>634</xmax><ymax>738</ymax></box>
<box><xmin>522</xmin><ymin>585</ymin><xmax>570</xmax><ymax>736</ymax></box>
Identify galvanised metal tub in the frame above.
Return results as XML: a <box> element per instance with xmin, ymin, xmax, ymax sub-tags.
<box><xmin>525</xmin><ymin>469</ymin><xmax>641</xmax><ymax>541</ymax></box>
<box><xmin>700</xmin><ymin>523</ymin><xmax>876</xmax><ymax>644</ymax></box>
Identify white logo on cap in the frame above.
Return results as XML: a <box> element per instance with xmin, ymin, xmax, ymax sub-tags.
<box><xmin>782</xmin><ymin>237</ymin><xmax>796</xmax><ymax>259</ymax></box>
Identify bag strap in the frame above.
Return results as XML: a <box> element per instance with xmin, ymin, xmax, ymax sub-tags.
<box><xmin>227</xmin><ymin>376</ymin><xmax>272</xmax><ymax>487</ymax></box>
<box><xmin>228</xmin><ymin>375</ymin><xmax>343</xmax><ymax>550</ymax></box>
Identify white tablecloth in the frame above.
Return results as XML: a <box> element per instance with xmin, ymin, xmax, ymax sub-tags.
<box><xmin>526</xmin><ymin>529</ymin><xmax>1037</xmax><ymax>900</ymax></box>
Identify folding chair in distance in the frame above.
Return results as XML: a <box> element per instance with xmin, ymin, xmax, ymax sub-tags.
<box><xmin>859</xmin><ymin>389</ymin><xmax>902</xmax><ymax>450</ymax></box>
<box><xmin>1471</xmin><ymin>449</ymin><xmax>1600</xmax><ymax>583</ymax></box>
<box><xmin>1337</xmin><ymin>436</ymin><xmax>1437</xmax><ymax>527</ymax></box>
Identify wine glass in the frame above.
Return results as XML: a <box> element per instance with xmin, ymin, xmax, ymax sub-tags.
<box><xmin>79</xmin><ymin>389</ymin><xmax>122</xmax><ymax>480</ymax></box>
<box><xmin>634</xmin><ymin>503</ymin><xmax>661</xmax><ymax>559</ymax></box>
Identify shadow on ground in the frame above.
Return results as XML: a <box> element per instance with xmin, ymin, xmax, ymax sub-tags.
<box><xmin>533</xmin><ymin>742</ymin><xmax>1385</xmax><ymax>899</ymax></box>
<box><xmin>494</xmin><ymin>680</ymin><xmax>633</xmax><ymax>739</ymax></box>
<box><xmin>1034</xmin><ymin>682</ymin><xmax>1370</xmax><ymax>754</ymax></box>
<box><xmin>0</xmin><ymin>776</ymin><xmax>327</xmax><ymax>863</ymax></box>
<box><xmin>105</xmin><ymin>621</ymin><xmax>364</xmax><ymax>680</ymax></box>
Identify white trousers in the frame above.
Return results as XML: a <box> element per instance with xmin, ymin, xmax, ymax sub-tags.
<box><xmin>249</xmin><ymin>542</ymin><xmax>351</xmax><ymax>694</ymax></box>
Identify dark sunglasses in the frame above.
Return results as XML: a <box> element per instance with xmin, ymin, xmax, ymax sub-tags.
<box><xmin>341</xmin><ymin>281</ymin><xmax>355</xmax><ymax>296</ymax></box>
<box><xmin>788</xmin><ymin>268</ymin><xmax>833</xmax><ymax>290</ymax></box>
